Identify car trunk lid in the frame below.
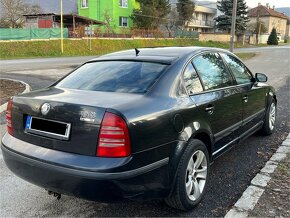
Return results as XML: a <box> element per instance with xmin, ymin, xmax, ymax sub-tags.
<box><xmin>10</xmin><ymin>87</ymin><xmax>141</xmax><ymax>156</ymax></box>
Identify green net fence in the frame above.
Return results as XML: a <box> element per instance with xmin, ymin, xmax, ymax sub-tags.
<box><xmin>0</xmin><ymin>28</ymin><xmax>69</xmax><ymax>40</ymax></box>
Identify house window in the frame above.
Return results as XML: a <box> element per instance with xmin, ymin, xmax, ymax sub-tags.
<box><xmin>202</xmin><ymin>13</ymin><xmax>208</xmax><ymax>21</ymax></box>
<box><xmin>119</xmin><ymin>17</ymin><xmax>128</xmax><ymax>27</ymax></box>
<box><xmin>119</xmin><ymin>0</ymin><xmax>128</xmax><ymax>8</ymax></box>
<box><xmin>81</xmin><ymin>0</ymin><xmax>88</xmax><ymax>8</ymax></box>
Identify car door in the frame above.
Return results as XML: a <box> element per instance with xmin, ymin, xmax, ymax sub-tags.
<box><xmin>190</xmin><ymin>52</ymin><xmax>244</xmax><ymax>154</ymax></box>
<box><xmin>220</xmin><ymin>53</ymin><xmax>266</xmax><ymax>134</ymax></box>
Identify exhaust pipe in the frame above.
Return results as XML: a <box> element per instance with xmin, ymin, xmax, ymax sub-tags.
<box><xmin>47</xmin><ymin>190</ymin><xmax>61</xmax><ymax>200</ymax></box>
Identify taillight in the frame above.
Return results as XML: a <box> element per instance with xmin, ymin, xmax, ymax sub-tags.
<box><xmin>97</xmin><ymin>112</ymin><xmax>131</xmax><ymax>157</ymax></box>
<box><xmin>6</xmin><ymin>99</ymin><xmax>13</xmax><ymax>136</ymax></box>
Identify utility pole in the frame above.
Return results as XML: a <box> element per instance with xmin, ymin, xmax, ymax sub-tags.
<box><xmin>90</xmin><ymin>21</ymin><xmax>92</xmax><ymax>51</ymax></box>
<box><xmin>256</xmin><ymin>5</ymin><xmax>260</xmax><ymax>45</ymax></box>
<box><xmin>60</xmin><ymin>0</ymin><xmax>64</xmax><ymax>53</ymax></box>
<box><xmin>230</xmin><ymin>0</ymin><xmax>237</xmax><ymax>52</ymax></box>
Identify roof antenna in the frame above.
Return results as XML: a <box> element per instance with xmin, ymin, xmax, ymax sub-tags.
<box><xmin>135</xmin><ymin>48</ymin><xmax>140</xmax><ymax>56</ymax></box>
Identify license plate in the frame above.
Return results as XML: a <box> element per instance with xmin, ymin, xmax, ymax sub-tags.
<box><xmin>25</xmin><ymin>115</ymin><xmax>71</xmax><ymax>141</ymax></box>
<box><xmin>25</xmin><ymin>115</ymin><xmax>32</xmax><ymax>129</ymax></box>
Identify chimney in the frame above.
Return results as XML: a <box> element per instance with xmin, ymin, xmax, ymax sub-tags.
<box><xmin>258</xmin><ymin>2</ymin><xmax>261</xmax><ymax>6</ymax></box>
<box><xmin>266</xmin><ymin>3</ymin><xmax>269</xmax><ymax>8</ymax></box>
<box><xmin>273</xmin><ymin>5</ymin><xmax>275</xmax><ymax>10</ymax></box>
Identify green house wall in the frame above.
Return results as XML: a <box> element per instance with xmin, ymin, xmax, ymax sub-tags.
<box><xmin>78</xmin><ymin>0</ymin><xmax>139</xmax><ymax>32</ymax></box>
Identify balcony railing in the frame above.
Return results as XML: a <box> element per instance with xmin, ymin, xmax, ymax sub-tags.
<box><xmin>187</xmin><ymin>20</ymin><xmax>215</xmax><ymax>27</ymax></box>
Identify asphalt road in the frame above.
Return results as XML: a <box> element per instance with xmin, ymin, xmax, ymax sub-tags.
<box><xmin>0</xmin><ymin>56</ymin><xmax>93</xmax><ymax>73</ymax></box>
<box><xmin>0</xmin><ymin>46</ymin><xmax>289</xmax><ymax>217</ymax></box>
<box><xmin>0</xmin><ymin>45</ymin><xmax>289</xmax><ymax>73</ymax></box>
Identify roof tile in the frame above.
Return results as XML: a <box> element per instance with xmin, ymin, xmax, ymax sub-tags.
<box><xmin>248</xmin><ymin>5</ymin><xmax>288</xmax><ymax>19</ymax></box>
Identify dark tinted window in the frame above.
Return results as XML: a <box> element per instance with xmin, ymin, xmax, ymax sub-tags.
<box><xmin>192</xmin><ymin>53</ymin><xmax>233</xmax><ymax>90</ymax></box>
<box><xmin>56</xmin><ymin>61</ymin><xmax>167</xmax><ymax>93</ymax></box>
<box><xmin>221</xmin><ymin>53</ymin><xmax>252</xmax><ymax>84</ymax></box>
<box><xmin>183</xmin><ymin>63</ymin><xmax>203</xmax><ymax>94</ymax></box>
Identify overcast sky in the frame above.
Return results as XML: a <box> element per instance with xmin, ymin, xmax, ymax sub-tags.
<box><xmin>244</xmin><ymin>0</ymin><xmax>289</xmax><ymax>8</ymax></box>
<box><xmin>204</xmin><ymin>0</ymin><xmax>289</xmax><ymax>8</ymax></box>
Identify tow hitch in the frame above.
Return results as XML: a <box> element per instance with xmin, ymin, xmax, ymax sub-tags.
<box><xmin>47</xmin><ymin>190</ymin><xmax>61</xmax><ymax>200</ymax></box>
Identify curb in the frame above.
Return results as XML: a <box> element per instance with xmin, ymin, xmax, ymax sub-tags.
<box><xmin>0</xmin><ymin>78</ymin><xmax>31</xmax><ymax>114</ymax></box>
<box><xmin>225</xmin><ymin>133</ymin><xmax>290</xmax><ymax>218</ymax></box>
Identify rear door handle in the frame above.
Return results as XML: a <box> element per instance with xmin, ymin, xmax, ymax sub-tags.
<box><xmin>205</xmin><ymin>105</ymin><xmax>214</xmax><ymax>114</ymax></box>
<box><xmin>242</xmin><ymin>95</ymin><xmax>248</xmax><ymax>102</ymax></box>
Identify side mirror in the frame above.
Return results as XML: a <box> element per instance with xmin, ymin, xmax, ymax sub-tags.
<box><xmin>255</xmin><ymin>73</ymin><xmax>268</xmax><ymax>82</ymax></box>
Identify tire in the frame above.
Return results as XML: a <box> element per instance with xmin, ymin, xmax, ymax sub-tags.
<box><xmin>165</xmin><ymin>139</ymin><xmax>210</xmax><ymax>211</ymax></box>
<box><xmin>260</xmin><ymin>100</ymin><xmax>277</xmax><ymax>135</ymax></box>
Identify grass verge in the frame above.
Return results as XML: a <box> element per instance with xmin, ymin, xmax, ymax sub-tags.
<box><xmin>235</xmin><ymin>52</ymin><xmax>256</xmax><ymax>60</ymax></box>
<box><xmin>0</xmin><ymin>39</ymin><xmax>258</xmax><ymax>61</ymax></box>
<box><xmin>0</xmin><ymin>39</ymin><xmax>231</xmax><ymax>59</ymax></box>
<box><xmin>0</xmin><ymin>39</ymin><xmax>233</xmax><ymax>59</ymax></box>
<box><xmin>277</xmin><ymin>153</ymin><xmax>290</xmax><ymax>176</ymax></box>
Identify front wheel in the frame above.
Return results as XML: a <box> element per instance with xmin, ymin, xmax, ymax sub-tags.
<box><xmin>260</xmin><ymin>100</ymin><xmax>277</xmax><ymax>135</ymax></box>
<box><xmin>165</xmin><ymin>139</ymin><xmax>209</xmax><ymax>211</ymax></box>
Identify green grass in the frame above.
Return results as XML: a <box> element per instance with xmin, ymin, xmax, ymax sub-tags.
<box><xmin>255</xmin><ymin>42</ymin><xmax>290</xmax><ymax>47</ymax></box>
<box><xmin>254</xmin><ymin>43</ymin><xmax>270</xmax><ymax>47</ymax></box>
<box><xmin>277</xmin><ymin>153</ymin><xmax>290</xmax><ymax>176</ymax></box>
<box><xmin>0</xmin><ymin>39</ymin><xmax>259</xmax><ymax>60</ymax></box>
<box><xmin>235</xmin><ymin>52</ymin><xmax>256</xmax><ymax>60</ymax></box>
<box><xmin>0</xmin><ymin>39</ymin><xmax>230</xmax><ymax>59</ymax></box>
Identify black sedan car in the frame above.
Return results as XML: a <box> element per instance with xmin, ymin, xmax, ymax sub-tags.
<box><xmin>2</xmin><ymin>47</ymin><xmax>277</xmax><ymax>211</ymax></box>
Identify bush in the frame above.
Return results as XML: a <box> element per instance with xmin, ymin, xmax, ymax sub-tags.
<box><xmin>267</xmin><ymin>28</ymin><xmax>279</xmax><ymax>45</ymax></box>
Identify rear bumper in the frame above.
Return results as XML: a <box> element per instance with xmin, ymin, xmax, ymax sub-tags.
<box><xmin>1</xmin><ymin>133</ymin><xmax>170</xmax><ymax>202</ymax></box>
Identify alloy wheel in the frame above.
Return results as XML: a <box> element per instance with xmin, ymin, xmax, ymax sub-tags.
<box><xmin>185</xmin><ymin>150</ymin><xmax>208</xmax><ymax>201</ymax></box>
<box><xmin>269</xmin><ymin>103</ymin><xmax>276</xmax><ymax>131</ymax></box>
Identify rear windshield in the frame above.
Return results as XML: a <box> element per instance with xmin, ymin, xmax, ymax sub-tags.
<box><xmin>56</xmin><ymin>61</ymin><xmax>168</xmax><ymax>93</ymax></box>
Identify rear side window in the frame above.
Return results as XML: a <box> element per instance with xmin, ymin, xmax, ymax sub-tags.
<box><xmin>221</xmin><ymin>53</ymin><xmax>252</xmax><ymax>84</ymax></box>
<box><xmin>183</xmin><ymin>63</ymin><xmax>203</xmax><ymax>95</ymax></box>
<box><xmin>192</xmin><ymin>53</ymin><xmax>234</xmax><ymax>90</ymax></box>
<box><xmin>56</xmin><ymin>61</ymin><xmax>167</xmax><ymax>93</ymax></box>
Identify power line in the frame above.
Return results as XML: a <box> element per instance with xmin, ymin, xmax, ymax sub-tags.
<box><xmin>131</xmin><ymin>1</ymin><xmax>218</xmax><ymax>22</ymax></box>
<box><xmin>132</xmin><ymin>12</ymin><xmax>215</xmax><ymax>24</ymax></box>
<box><xmin>170</xmin><ymin>2</ymin><xmax>217</xmax><ymax>9</ymax></box>
<box><xmin>230</xmin><ymin>0</ymin><xmax>237</xmax><ymax>52</ymax></box>
<box><xmin>61</xmin><ymin>0</ymin><xmax>218</xmax><ymax>23</ymax></box>
<box><xmin>132</xmin><ymin>12</ymin><xmax>183</xmax><ymax>22</ymax></box>
<box><xmin>30</xmin><ymin>0</ymin><xmax>217</xmax><ymax>10</ymax></box>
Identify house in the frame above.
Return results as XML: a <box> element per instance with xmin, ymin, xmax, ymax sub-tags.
<box><xmin>78</xmin><ymin>0</ymin><xmax>140</xmax><ymax>33</ymax></box>
<box><xmin>24</xmin><ymin>13</ymin><xmax>58</xmax><ymax>28</ymax></box>
<box><xmin>286</xmin><ymin>18</ymin><xmax>290</xmax><ymax>39</ymax></box>
<box><xmin>247</xmin><ymin>3</ymin><xmax>288</xmax><ymax>41</ymax></box>
<box><xmin>24</xmin><ymin>13</ymin><xmax>104</xmax><ymax>37</ymax></box>
<box><xmin>186</xmin><ymin>4</ymin><xmax>217</xmax><ymax>33</ymax></box>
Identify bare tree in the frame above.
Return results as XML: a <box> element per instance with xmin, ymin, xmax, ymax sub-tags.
<box><xmin>103</xmin><ymin>10</ymin><xmax>115</xmax><ymax>35</ymax></box>
<box><xmin>0</xmin><ymin>0</ymin><xmax>43</xmax><ymax>28</ymax></box>
<box><xmin>247</xmin><ymin>21</ymin><xmax>267</xmax><ymax>34</ymax></box>
<box><xmin>29</xmin><ymin>4</ymin><xmax>43</xmax><ymax>14</ymax></box>
<box><xmin>164</xmin><ymin>7</ymin><xmax>179</xmax><ymax>37</ymax></box>
<box><xmin>247</xmin><ymin>21</ymin><xmax>267</xmax><ymax>44</ymax></box>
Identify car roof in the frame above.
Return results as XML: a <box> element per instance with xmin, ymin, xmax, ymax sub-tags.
<box><xmin>89</xmin><ymin>47</ymin><xmax>230</xmax><ymax>64</ymax></box>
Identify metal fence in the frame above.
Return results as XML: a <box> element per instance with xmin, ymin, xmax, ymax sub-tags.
<box><xmin>187</xmin><ymin>20</ymin><xmax>215</xmax><ymax>27</ymax></box>
<box><xmin>74</xmin><ymin>28</ymin><xmax>199</xmax><ymax>39</ymax></box>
